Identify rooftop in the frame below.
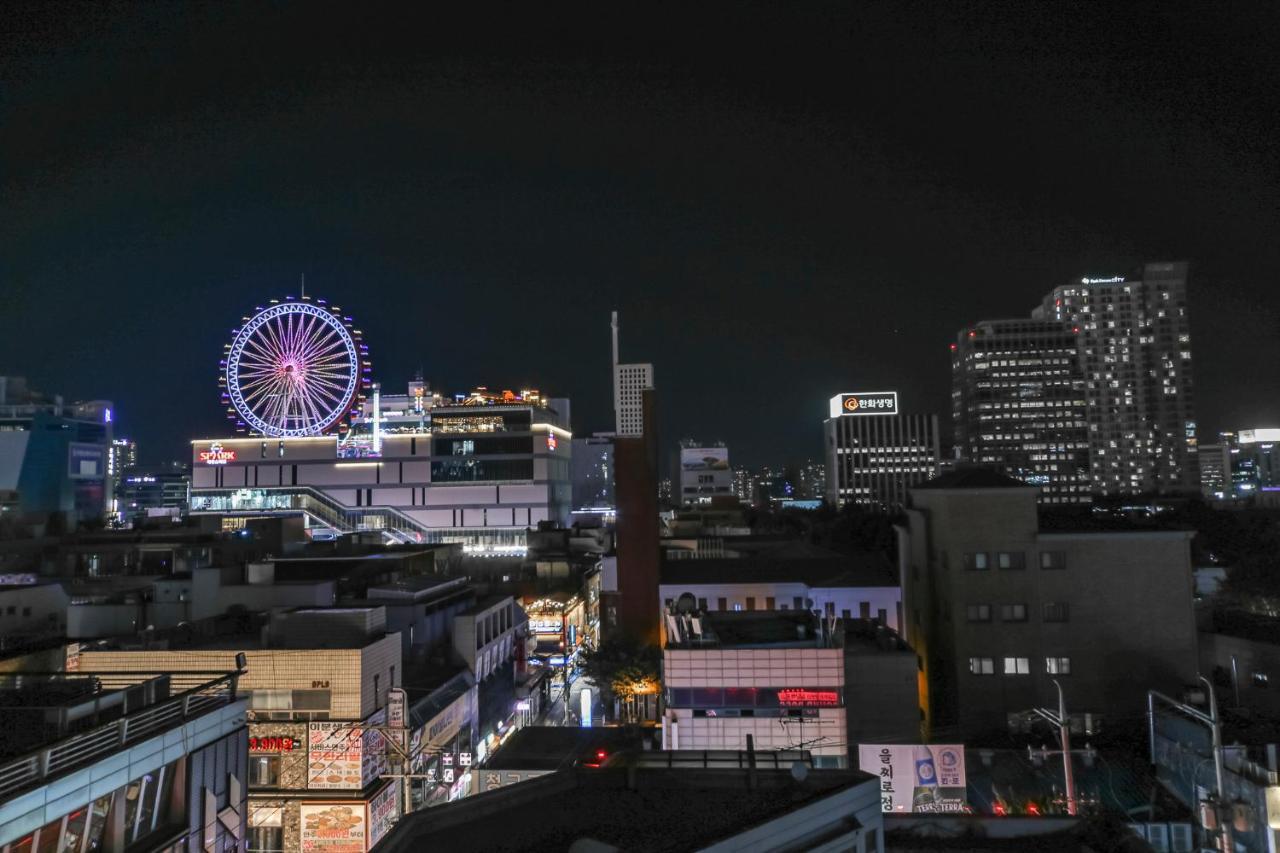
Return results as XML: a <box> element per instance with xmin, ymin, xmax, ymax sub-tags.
<box><xmin>666</xmin><ymin>610</ymin><xmax>840</xmax><ymax>650</ymax></box>
<box><xmin>660</xmin><ymin>551</ymin><xmax>895</xmax><ymax>588</ymax></box>
<box><xmin>0</xmin><ymin>670</ymin><xmax>241</xmax><ymax>800</ymax></box>
<box><xmin>377</xmin><ymin>767</ymin><xmax>873</xmax><ymax>853</ymax></box>
<box><xmin>913</xmin><ymin>467</ymin><xmax>1033</xmax><ymax>491</ymax></box>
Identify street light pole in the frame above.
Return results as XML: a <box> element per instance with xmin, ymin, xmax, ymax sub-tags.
<box><xmin>1200</xmin><ymin>676</ymin><xmax>1232</xmax><ymax>853</ymax></box>
<box><xmin>1054</xmin><ymin>680</ymin><xmax>1078</xmax><ymax>817</ymax></box>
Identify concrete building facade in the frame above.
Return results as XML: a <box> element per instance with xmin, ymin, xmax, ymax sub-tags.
<box><xmin>899</xmin><ymin>468</ymin><xmax>1198</xmax><ymax>738</ymax></box>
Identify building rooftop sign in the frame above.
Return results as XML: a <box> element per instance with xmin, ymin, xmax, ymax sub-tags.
<box><xmin>829</xmin><ymin>391</ymin><xmax>898</xmax><ymax>418</ymax></box>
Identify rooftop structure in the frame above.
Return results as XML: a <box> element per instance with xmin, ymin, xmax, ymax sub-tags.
<box><xmin>377</xmin><ymin>766</ymin><xmax>883</xmax><ymax>853</ymax></box>
<box><xmin>0</xmin><ymin>669</ymin><xmax>247</xmax><ymax>853</ymax></box>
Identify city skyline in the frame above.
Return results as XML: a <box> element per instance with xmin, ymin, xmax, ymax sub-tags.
<box><xmin>4</xmin><ymin>5</ymin><xmax>1280</xmax><ymax>469</ymax></box>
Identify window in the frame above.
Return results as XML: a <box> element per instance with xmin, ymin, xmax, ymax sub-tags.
<box><xmin>969</xmin><ymin>657</ymin><xmax>995</xmax><ymax>675</ymax></box>
<box><xmin>22</xmin><ymin>606</ymin><xmax>31</xmax><ymax>617</ymax></box>
<box><xmin>697</xmin><ymin>597</ymin><xmax>708</xmax><ymax>611</ymax></box>
<box><xmin>997</xmin><ymin>552</ymin><xmax>1025</xmax><ymax>570</ymax></box>
<box><xmin>859</xmin><ymin>601</ymin><xmax>871</xmax><ymax>619</ymax></box>
<box><xmin>792</xmin><ymin>596</ymin><xmax>803</xmax><ymax>610</ymax></box>
<box><xmin>745</xmin><ymin>597</ymin><xmax>756</xmax><ymax>611</ymax></box>
<box><xmin>718</xmin><ymin>598</ymin><xmax>728</xmax><ymax>611</ymax></box>
<box><xmin>249</xmin><ymin>826</ymin><xmax>284</xmax><ymax>853</ymax></box>
<box><xmin>965</xmin><ymin>604</ymin><xmax>991</xmax><ymax>622</ymax></box>
<box><xmin>1040</xmin><ymin>551</ymin><xmax>1066</xmax><ymax>570</ymax></box>
<box><xmin>1046</xmin><ymin>657</ymin><xmax>1071</xmax><ymax>675</ymax></box>
<box><xmin>250</xmin><ymin>755</ymin><xmax>281</xmax><ymax>786</ymax></box>
<box><xmin>999</xmin><ymin>604</ymin><xmax>1027</xmax><ymax>622</ymax></box>
<box><xmin>964</xmin><ymin>553</ymin><xmax>990</xmax><ymax>571</ymax></box>
<box><xmin>733</xmin><ymin>602</ymin><xmax>744</xmax><ymax>612</ymax></box>
<box><xmin>766</xmin><ymin>597</ymin><xmax>776</xmax><ymax>610</ymax></box>
<box><xmin>825</xmin><ymin>602</ymin><xmax>836</xmax><ymax>617</ymax></box>
<box><xmin>1003</xmin><ymin>657</ymin><xmax>1031</xmax><ymax>675</ymax></box>
<box><xmin>1253</xmin><ymin>672</ymin><xmax>1269</xmax><ymax>688</ymax></box>
<box><xmin>1043</xmin><ymin>602</ymin><xmax>1069</xmax><ymax>622</ymax></box>
<box><xmin>841</xmin><ymin>609</ymin><xmax>851</xmax><ymax>619</ymax></box>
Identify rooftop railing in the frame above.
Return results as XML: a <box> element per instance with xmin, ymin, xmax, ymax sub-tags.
<box><xmin>0</xmin><ymin>670</ymin><xmax>242</xmax><ymax>802</ymax></box>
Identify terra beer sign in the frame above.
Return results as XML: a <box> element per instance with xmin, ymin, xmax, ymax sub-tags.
<box><xmin>829</xmin><ymin>391</ymin><xmax>899</xmax><ymax>418</ymax></box>
<box><xmin>199</xmin><ymin>441</ymin><xmax>237</xmax><ymax>465</ymax></box>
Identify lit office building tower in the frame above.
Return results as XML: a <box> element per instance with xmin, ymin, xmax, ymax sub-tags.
<box><xmin>1199</xmin><ymin>440</ymin><xmax>1232</xmax><ymax>500</ymax></box>
<box><xmin>951</xmin><ymin>320</ymin><xmax>1091</xmax><ymax>504</ymax></box>
<box><xmin>824</xmin><ymin>392</ymin><xmax>939</xmax><ymax>508</ymax></box>
<box><xmin>1034</xmin><ymin>262</ymin><xmax>1197</xmax><ymax>496</ymax></box>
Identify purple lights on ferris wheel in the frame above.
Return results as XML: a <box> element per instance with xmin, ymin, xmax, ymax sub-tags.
<box><xmin>219</xmin><ymin>297</ymin><xmax>370</xmax><ymax>437</ymax></box>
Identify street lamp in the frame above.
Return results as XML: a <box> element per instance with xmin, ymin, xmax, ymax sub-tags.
<box><xmin>1029</xmin><ymin>679</ymin><xmax>1077</xmax><ymax>816</ymax></box>
<box><xmin>1147</xmin><ymin>677</ymin><xmax>1231</xmax><ymax>853</ymax></box>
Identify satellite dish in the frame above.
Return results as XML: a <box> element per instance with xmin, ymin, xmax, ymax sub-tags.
<box><xmin>790</xmin><ymin>761</ymin><xmax>809</xmax><ymax>782</ymax></box>
<box><xmin>676</xmin><ymin>592</ymin><xmax>697</xmax><ymax>613</ymax></box>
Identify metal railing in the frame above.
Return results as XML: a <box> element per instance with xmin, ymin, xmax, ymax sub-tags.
<box><xmin>189</xmin><ymin>485</ymin><xmax>438</xmax><ymax>544</ymax></box>
<box><xmin>0</xmin><ymin>671</ymin><xmax>242</xmax><ymax>802</ymax></box>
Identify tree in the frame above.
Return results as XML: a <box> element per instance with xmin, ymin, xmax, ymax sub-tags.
<box><xmin>579</xmin><ymin>637</ymin><xmax>661</xmax><ymax>722</ymax></box>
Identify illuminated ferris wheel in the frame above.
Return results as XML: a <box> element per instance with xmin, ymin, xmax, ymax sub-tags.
<box><xmin>219</xmin><ymin>297</ymin><xmax>370</xmax><ymax>437</ymax></box>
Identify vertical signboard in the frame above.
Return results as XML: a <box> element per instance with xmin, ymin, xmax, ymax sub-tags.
<box><xmin>299</xmin><ymin>804</ymin><xmax>366</xmax><ymax>853</ymax></box>
<box><xmin>365</xmin><ymin>783</ymin><xmax>398</xmax><ymax>850</ymax></box>
<box><xmin>858</xmin><ymin>744</ymin><xmax>968</xmax><ymax>813</ymax></box>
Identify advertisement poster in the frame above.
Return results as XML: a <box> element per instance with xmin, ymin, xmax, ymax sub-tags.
<box><xmin>680</xmin><ymin>447</ymin><xmax>730</xmax><ymax>471</ymax></box>
<box><xmin>366</xmin><ymin>783</ymin><xmax>398</xmax><ymax>850</ymax></box>
<box><xmin>299</xmin><ymin>804</ymin><xmax>366</xmax><ymax>853</ymax></box>
<box><xmin>857</xmin><ymin>744</ymin><xmax>968</xmax><ymax>813</ymax></box>
<box><xmin>308</xmin><ymin>723</ymin><xmax>363</xmax><ymax>789</ymax></box>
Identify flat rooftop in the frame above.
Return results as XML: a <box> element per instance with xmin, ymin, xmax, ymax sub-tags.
<box><xmin>378</xmin><ymin>767</ymin><xmax>873</xmax><ymax>853</ymax></box>
<box><xmin>660</xmin><ymin>552</ymin><xmax>896</xmax><ymax>588</ymax></box>
<box><xmin>667</xmin><ymin>610</ymin><xmax>840</xmax><ymax>650</ymax></box>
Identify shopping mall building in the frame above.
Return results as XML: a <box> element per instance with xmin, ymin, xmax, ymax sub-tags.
<box><xmin>189</xmin><ymin>384</ymin><xmax>572</xmax><ymax>553</ymax></box>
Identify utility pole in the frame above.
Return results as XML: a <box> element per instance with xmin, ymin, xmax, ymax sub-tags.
<box><xmin>1148</xmin><ymin>679</ymin><xmax>1232</xmax><ymax>853</ymax></box>
<box><xmin>1029</xmin><ymin>679</ymin><xmax>1077</xmax><ymax>816</ymax></box>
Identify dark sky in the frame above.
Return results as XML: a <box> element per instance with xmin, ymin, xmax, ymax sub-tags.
<box><xmin>3</xmin><ymin>3</ymin><xmax>1279</xmax><ymax>469</ymax></box>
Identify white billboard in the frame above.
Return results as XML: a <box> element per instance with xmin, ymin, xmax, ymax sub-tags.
<box><xmin>857</xmin><ymin>744</ymin><xmax>967</xmax><ymax>814</ymax></box>
<box><xmin>680</xmin><ymin>447</ymin><xmax>729</xmax><ymax>471</ymax></box>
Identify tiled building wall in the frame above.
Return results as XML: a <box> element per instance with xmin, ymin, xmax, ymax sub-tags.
<box><xmin>664</xmin><ymin>648</ymin><xmax>845</xmax><ymax>688</ymax></box>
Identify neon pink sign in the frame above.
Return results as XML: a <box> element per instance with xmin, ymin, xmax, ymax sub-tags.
<box><xmin>199</xmin><ymin>442</ymin><xmax>236</xmax><ymax>465</ymax></box>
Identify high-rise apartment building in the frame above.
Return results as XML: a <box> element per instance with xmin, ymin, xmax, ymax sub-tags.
<box><xmin>611</xmin><ymin>311</ymin><xmax>653</xmax><ymax>437</ymax></box>
<box><xmin>1034</xmin><ymin>262</ymin><xmax>1197</xmax><ymax>496</ymax></box>
<box><xmin>824</xmin><ymin>392</ymin><xmax>939</xmax><ymax>508</ymax></box>
<box><xmin>951</xmin><ymin>321</ymin><xmax>1091</xmax><ymax>504</ymax></box>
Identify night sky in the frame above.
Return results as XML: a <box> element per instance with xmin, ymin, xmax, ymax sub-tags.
<box><xmin>3</xmin><ymin>3</ymin><xmax>1279</xmax><ymax>468</ymax></box>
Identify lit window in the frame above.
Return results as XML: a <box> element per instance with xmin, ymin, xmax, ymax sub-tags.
<box><xmin>1040</xmin><ymin>551</ymin><xmax>1066</xmax><ymax>570</ymax></box>
<box><xmin>1003</xmin><ymin>657</ymin><xmax>1030</xmax><ymax>675</ymax></box>
<box><xmin>964</xmin><ymin>553</ymin><xmax>990</xmax><ymax>571</ymax></box>
<box><xmin>1046</xmin><ymin>657</ymin><xmax>1071</xmax><ymax>675</ymax></box>
<box><xmin>969</xmin><ymin>657</ymin><xmax>995</xmax><ymax>676</ymax></box>
<box><xmin>997</xmin><ymin>552</ymin><xmax>1025</xmax><ymax>570</ymax></box>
